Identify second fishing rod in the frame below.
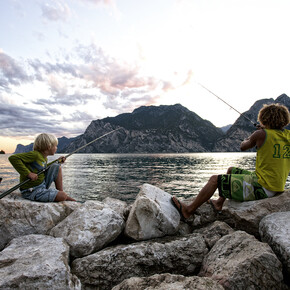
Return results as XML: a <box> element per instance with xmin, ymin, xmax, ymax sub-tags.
<box><xmin>0</xmin><ymin>128</ymin><xmax>121</xmax><ymax>200</ymax></box>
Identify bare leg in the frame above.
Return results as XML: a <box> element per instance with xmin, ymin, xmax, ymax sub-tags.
<box><xmin>55</xmin><ymin>166</ymin><xmax>63</xmax><ymax>191</ymax></box>
<box><xmin>54</xmin><ymin>191</ymin><xmax>76</xmax><ymax>202</ymax></box>
<box><xmin>172</xmin><ymin>175</ymin><xmax>219</xmax><ymax>219</ymax></box>
<box><xmin>172</xmin><ymin>166</ymin><xmax>234</xmax><ymax>218</ymax></box>
<box><xmin>54</xmin><ymin>167</ymin><xmax>76</xmax><ymax>201</ymax></box>
<box><xmin>209</xmin><ymin>167</ymin><xmax>232</xmax><ymax>211</ymax></box>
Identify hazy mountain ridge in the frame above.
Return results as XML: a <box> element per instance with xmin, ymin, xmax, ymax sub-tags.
<box><xmin>14</xmin><ymin>136</ymin><xmax>75</xmax><ymax>154</ymax></box>
<box><xmin>14</xmin><ymin>94</ymin><xmax>290</xmax><ymax>153</ymax></box>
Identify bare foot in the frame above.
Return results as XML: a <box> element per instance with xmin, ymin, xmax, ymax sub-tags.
<box><xmin>171</xmin><ymin>196</ymin><xmax>191</xmax><ymax>219</ymax></box>
<box><xmin>207</xmin><ymin>199</ymin><xmax>223</xmax><ymax>212</ymax></box>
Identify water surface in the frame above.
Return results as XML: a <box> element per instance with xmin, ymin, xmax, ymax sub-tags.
<box><xmin>1</xmin><ymin>152</ymin><xmax>276</xmax><ymax>203</ymax></box>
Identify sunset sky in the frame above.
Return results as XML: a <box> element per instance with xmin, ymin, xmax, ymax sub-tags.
<box><xmin>1</xmin><ymin>0</ymin><xmax>290</xmax><ymax>153</ymax></box>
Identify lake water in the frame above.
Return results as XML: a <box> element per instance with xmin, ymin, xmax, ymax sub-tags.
<box><xmin>1</xmin><ymin>153</ymin><xmax>289</xmax><ymax>203</ymax></box>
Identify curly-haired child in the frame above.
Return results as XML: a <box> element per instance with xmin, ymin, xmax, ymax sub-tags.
<box><xmin>172</xmin><ymin>103</ymin><xmax>290</xmax><ymax>219</ymax></box>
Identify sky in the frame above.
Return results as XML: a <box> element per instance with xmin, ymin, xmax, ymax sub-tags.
<box><xmin>1</xmin><ymin>0</ymin><xmax>290</xmax><ymax>153</ymax></box>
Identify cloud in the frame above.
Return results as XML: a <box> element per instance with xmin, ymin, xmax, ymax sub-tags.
<box><xmin>41</xmin><ymin>1</ymin><xmax>71</xmax><ymax>22</ymax></box>
<box><xmin>1</xmin><ymin>44</ymin><xmax>173</xmax><ymax>140</ymax></box>
<box><xmin>0</xmin><ymin>100</ymin><xmax>85</xmax><ymax>137</ymax></box>
<box><xmin>0</xmin><ymin>52</ymin><xmax>31</xmax><ymax>87</ymax></box>
<box><xmin>79</xmin><ymin>0</ymin><xmax>114</xmax><ymax>5</ymax></box>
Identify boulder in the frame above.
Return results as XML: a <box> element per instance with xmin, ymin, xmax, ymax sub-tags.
<box><xmin>219</xmin><ymin>191</ymin><xmax>290</xmax><ymax>238</ymax></box>
<box><xmin>124</xmin><ymin>183</ymin><xmax>180</xmax><ymax>240</ymax></box>
<box><xmin>103</xmin><ymin>197</ymin><xmax>127</xmax><ymax>218</ymax></box>
<box><xmin>259</xmin><ymin>211</ymin><xmax>290</xmax><ymax>280</ymax></box>
<box><xmin>72</xmin><ymin>233</ymin><xmax>208</xmax><ymax>290</ymax></box>
<box><xmin>199</xmin><ymin>230</ymin><xmax>285</xmax><ymax>289</ymax></box>
<box><xmin>193</xmin><ymin>221</ymin><xmax>234</xmax><ymax>249</ymax></box>
<box><xmin>0</xmin><ymin>234</ymin><xmax>81</xmax><ymax>289</ymax></box>
<box><xmin>50</xmin><ymin>203</ymin><xmax>125</xmax><ymax>258</ymax></box>
<box><xmin>0</xmin><ymin>195</ymin><xmax>80</xmax><ymax>250</ymax></box>
<box><xmin>112</xmin><ymin>273</ymin><xmax>224</xmax><ymax>290</ymax></box>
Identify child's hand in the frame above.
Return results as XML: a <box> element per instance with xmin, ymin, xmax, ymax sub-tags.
<box><xmin>27</xmin><ymin>172</ymin><xmax>38</xmax><ymax>181</ymax></box>
<box><xmin>58</xmin><ymin>156</ymin><xmax>66</xmax><ymax>164</ymax></box>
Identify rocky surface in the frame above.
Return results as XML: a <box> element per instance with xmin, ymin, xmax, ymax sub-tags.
<box><xmin>259</xmin><ymin>211</ymin><xmax>290</xmax><ymax>283</ymax></box>
<box><xmin>124</xmin><ymin>183</ymin><xmax>180</xmax><ymax>240</ymax></box>
<box><xmin>112</xmin><ymin>273</ymin><xmax>224</xmax><ymax>290</ymax></box>
<box><xmin>50</xmin><ymin>202</ymin><xmax>125</xmax><ymax>258</ymax></box>
<box><xmin>72</xmin><ymin>233</ymin><xmax>208</xmax><ymax>289</ymax></box>
<box><xmin>0</xmin><ymin>185</ymin><xmax>290</xmax><ymax>289</ymax></box>
<box><xmin>199</xmin><ymin>230</ymin><xmax>284</xmax><ymax>289</ymax></box>
<box><xmin>0</xmin><ymin>194</ymin><xmax>81</xmax><ymax>251</ymax></box>
<box><xmin>0</xmin><ymin>234</ymin><xmax>81</xmax><ymax>289</ymax></box>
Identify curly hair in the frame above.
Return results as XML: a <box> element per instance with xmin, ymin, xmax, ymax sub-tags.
<box><xmin>258</xmin><ymin>103</ymin><xmax>290</xmax><ymax>129</ymax></box>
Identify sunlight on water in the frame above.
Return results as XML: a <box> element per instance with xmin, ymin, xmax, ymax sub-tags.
<box><xmin>1</xmin><ymin>153</ymin><xmax>289</xmax><ymax>203</ymax></box>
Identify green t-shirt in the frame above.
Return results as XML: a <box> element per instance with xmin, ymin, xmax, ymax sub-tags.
<box><xmin>9</xmin><ymin>151</ymin><xmax>48</xmax><ymax>190</ymax></box>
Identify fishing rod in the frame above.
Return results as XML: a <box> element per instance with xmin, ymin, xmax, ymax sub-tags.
<box><xmin>0</xmin><ymin>128</ymin><xmax>121</xmax><ymax>199</ymax></box>
<box><xmin>197</xmin><ymin>82</ymin><xmax>257</xmax><ymax>127</ymax></box>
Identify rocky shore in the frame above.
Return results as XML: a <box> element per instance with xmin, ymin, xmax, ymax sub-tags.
<box><xmin>0</xmin><ymin>184</ymin><xmax>289</xmax><ymax>289</ymax></box>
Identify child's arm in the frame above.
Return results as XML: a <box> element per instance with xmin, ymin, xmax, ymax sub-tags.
<box><xmin>240</xmin><ymin>129</ymin><xmax>266</xmax><ymax>151</ymax></box>
<box><xmin>9</xmin><ymin>151</ymin><xmax>39</xmax><ymax>179</ymax></box>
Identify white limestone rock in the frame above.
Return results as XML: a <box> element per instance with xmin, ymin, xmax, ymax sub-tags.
<box><xmin>199</xmin><ymin>230</ymin><xmax>284</xmax><ymax>289</ymax></box>
<box><xmin>72</xmin><ymin>233</ymin><xmax>208</xmax><ymax>290</ymax></box>
<box><xmin>0</xmin><ymin>234</ymin><xmax>81</xmax><ymax>289</ymax></box>
<box><xmin>0</xmin><ymin>196</ymin><xmax>80</xmax><ymax>250</ymax></box>
<box><xmin>112</xmin><ymin>273</ymin><xmax>224</xmax><ymax>290</ymax></box>
<box><xmin>259</xmin><ymin>211</ymin><xmax>290</xmax><ymax>278</ymax></box>
<box><xmin>50</xmin><ymin>201</ymin><xmax>125</xmax><ymax>258</ymax></box>
<box><xmin>124</xmin><ymin>183</ymin><xmax>180</xmax><ymax>240</ymax></box>
<box><xmin>219</xmin><ymin>191</ymin><xmax>290</xmax><ymax>237</ymax></box>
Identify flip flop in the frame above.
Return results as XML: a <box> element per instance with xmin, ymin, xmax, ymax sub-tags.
<box><xmin>171</xmin><ymin>196</ymin><xmax>186</xmax><ymax>220</ymax></box>
<box><xmin>207</xmin><ymin>199</ymin><xmax>222</xmax><ymax>214</ymax></box>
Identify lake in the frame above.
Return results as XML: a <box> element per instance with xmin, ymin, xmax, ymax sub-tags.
<box><xmin>1</xmin><ymin>153</ymin><xmax>289</xmax><ymax>203</ymax></box>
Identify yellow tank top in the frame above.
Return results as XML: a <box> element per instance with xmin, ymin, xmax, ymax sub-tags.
<box><xmin>256</xmin><ymin>129</ymin><xmax>290</xmax><ymax>191</ymax></box>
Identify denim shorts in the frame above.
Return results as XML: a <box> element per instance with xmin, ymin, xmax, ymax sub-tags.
<box><xmin>21</xmin><ymin>163</ymin><xmax>60</xmax><ymax>202</ymax></box>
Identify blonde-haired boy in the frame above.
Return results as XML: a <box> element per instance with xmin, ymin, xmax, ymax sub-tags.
<box><xmin>9</xmin><ymin>133</ymin><xmax>76</xmax><ymax>202</ymax></box>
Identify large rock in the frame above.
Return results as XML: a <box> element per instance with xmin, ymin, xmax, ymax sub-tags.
<box><xmin>219</xmin><ymin>191</ymin><xmax>290</xmax><ymax>237</ymax></box>
<box><xmin>0</xmin><ymin>234</ymin><xmax>81</xmax><ymax>289</ymax></box>
<box><xmin>103</xmin><ymin>197</ymin><xmax>127</xmax><ymax>218</ymax></box>
<box><xmin>199</xmin><ymin>230</ymin><xmax>285</xmax><ymax>289</ymax></box>
<box><xmin>72</xmin><ymin>233</ymin><xmax>208</xmax><ymax>289</ymax></box>
<box><xmin>112</xmin><ymin>273</ymin><xmax>224</xmax><ymax>290</ymax></box>
<box><xmin>124</xmin><ymin>183</ymin><xmax>180</xmax><ymax>240</ymax></box>
<box><xmin>50</xmin><ymin>202</ymin><xmax>125</xmax><ymax>258</ymax></box>
<box><xmin>193</xmin><ymin>221</ymin><xmax>234</xmax><ymax>249</ymax></box>
<box><xmin>259</xmin><ymin>211</ymin><xmax>290</xmax><ymax>280</ymax></box>
<box><xmin>0</xmin><ymin>195</ymin><xmax>80</xmax><ymax>250</ymax></box>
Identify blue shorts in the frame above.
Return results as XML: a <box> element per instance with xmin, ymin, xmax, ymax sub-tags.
<box><xmin>21</xmin><ymin>163</ymin><xmax>60</xmax><ymax>202</ymax></box>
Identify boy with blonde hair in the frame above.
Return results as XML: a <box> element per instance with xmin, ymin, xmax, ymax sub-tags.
<box><xmin>9</xmin><ymin>133</ymin><xmax>76</xmax><ymax>202</ymax></box>
<box><xmin>172</xmin><ymin>103</ymin><xmax>290</xmax><ymax>219</ymax></box>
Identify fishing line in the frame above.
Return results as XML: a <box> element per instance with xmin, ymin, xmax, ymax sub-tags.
<box><xmin>0</xmin><ymin>128</ymin><xmax>121</xmax><ymax>199</ymax></box>
<box><xmin>197</xmin><ymin>82</ymin><xmax>257</xmax><ymax>127</ymax></box>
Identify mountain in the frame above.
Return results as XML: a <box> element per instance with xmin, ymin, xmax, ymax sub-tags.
<box><xmin>219</xmin><ymin>124</ymin><xmax>232</xmax><ymax>133</ymax></box>
<box><xmin>63</xmin><ymin>104</ymin><xmax>224</xmax><ymax>153</ymax></box>
<box><xmin>14</xmin><ymin>136</ymin><xmax>75</xmax><ymax>154</ymax></box>
<box><xmin>213</xmin><ymin>94</ymin><xmax>290</xmax><ymax>151</ymax></box>
<box><xmin>14</xmin><ymin>94</ymin><xmax>290</xmax><ymax>153</ymax></box>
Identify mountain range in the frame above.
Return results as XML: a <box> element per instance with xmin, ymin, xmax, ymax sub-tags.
<box><xmin>14</xmin><ymin>94</ymin><xmax>290</xmax><ymax>154</ymax></box>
